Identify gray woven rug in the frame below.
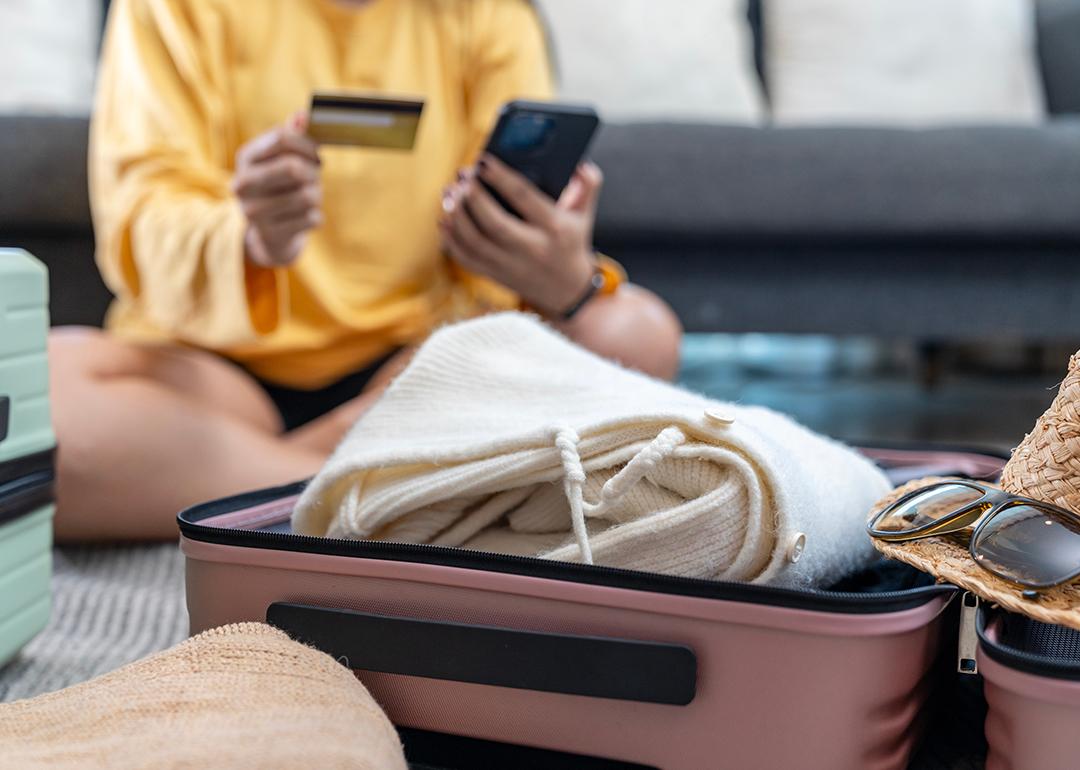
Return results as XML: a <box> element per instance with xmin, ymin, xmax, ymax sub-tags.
<box><xmin>0</xmin><ymin>543</ymin><xmax>187</xmax><ymax>701</ymax></box>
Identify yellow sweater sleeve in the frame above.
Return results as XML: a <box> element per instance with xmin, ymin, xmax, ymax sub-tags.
<box><xmin>461</xmin><ymin>0</ymin><xmax>556</xmax><ymax>165</ymax></box>
<box><xmin>90</xmin><ymin>0</ymin><xmax>281</xmax><ymax>347</ymax></box>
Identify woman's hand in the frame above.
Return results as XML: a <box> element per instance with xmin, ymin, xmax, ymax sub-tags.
<box><xmin>233</xmin><ymin>113</ymin><xmax>323</xmax><ymax>269</ymax></box>
<box><xmin>439</xmin><ymin>154</ymin><xmax>602</xmax><ymax>317</ymax></box>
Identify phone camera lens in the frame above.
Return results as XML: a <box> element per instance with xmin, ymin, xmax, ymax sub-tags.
<box><xmin>498</xmin><ymin>113</ymin><xmax>555</xmax><ymax>153</ymax></box>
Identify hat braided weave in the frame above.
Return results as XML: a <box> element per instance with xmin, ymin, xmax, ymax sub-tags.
<box><xmin>869</xmin><ymin>350</ymin><xmax>1080</xmax><ymax>631</ymax></box>
<box><xmin>1001</xmin><ymin>350</ymin><xmax>1080</xmax><ymax>515</ymax></box>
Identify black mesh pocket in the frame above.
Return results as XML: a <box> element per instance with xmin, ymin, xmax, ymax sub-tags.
<box><xmin>998</xmin><ymin>613</ymin><xmax>1080</xmax><ymax>664</ymax></box>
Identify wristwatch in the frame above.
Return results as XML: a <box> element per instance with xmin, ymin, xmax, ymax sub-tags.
<box><xmin>559</xmin><ymin>255</ymin><xmax>627</xmax><ymax>321</ymax></box>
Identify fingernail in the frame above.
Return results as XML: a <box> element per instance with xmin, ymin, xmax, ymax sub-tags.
<box><xmin>442</xmin><ymin>195</ymin><xmax>455</xmax><ymax>214</ymax></box>
<box><xmin>456</xmin><ymin>170</ymin><xmax>467</xmax><ymax>183</ymax></box>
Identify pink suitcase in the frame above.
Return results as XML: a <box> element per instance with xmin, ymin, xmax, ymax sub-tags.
<box><xmin>180</xmin><ymin>445</ymin><xmax>1006</xmax><ymax>770</ymax></box>
<box><xmin>978</xmin><ymin>608</ymin><xmax>1080</xmax><ymax>770</ymax></box>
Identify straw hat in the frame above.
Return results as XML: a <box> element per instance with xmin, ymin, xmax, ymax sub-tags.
<box><xmin>1000</xmin><ymin>351</ymin><xmax>1080</xmax><ymax>514</ymax></box>
<box><xmin>871</xmin><ymin>349</ymin><xmax>1080</xmax><ymax>631</ymax></box>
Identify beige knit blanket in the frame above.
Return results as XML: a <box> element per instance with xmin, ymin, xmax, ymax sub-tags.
<box><xmin>0</xmin><ymin>623</ymin><xmax>406</xmax><ymax>770</ymax></box>
<box><xmin>295</xmin><ymin>314</ymin><xmax>890</xmax><ymax>588</ymax></box>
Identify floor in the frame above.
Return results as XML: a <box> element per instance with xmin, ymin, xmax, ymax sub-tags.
<box><xmin>679</xmin><ymin>335</ymin><xmax>1063</xmax><ymax>450</ymax></box>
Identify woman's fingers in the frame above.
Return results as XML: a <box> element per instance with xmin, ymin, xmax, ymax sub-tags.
<box><xmin>233</xmin><ymin>154</ymin><xmax>319</xmax><ymax>198</ymax></box>
<box><xmin>289</xmin><ymin>110</ymin><xmax>310</xmax><ymax>135</ymax></box>
<box><xmin>237</xmin><ymin>124</ymin><xmax>321</xmax><ymax>168</ymax></box>
<box><xmin>475</xmin><ymin>154</ymin><xmax>557</xmax><ymax>230</ymax></box>
<box><xmin>462</xmin><ymin>179</ymin><xmax>545</xmax><ymax>253</ymax></box>
<box><xmin>241</xmin><ymin>183</ymin><xmax>322</xmax><ymax>223</ymax></box>
<box><xmin>443</xmin><ymin>195</ymin><xmax>505</xmax><ymax>268</ymax></box>
<box><xmin>439</xmin><ymin>220</ymin><xmax>483</xmax><ymax>273</ymax></box>
<box><xmin>261</xmin><ymin>207</ymin><xmax>323</xmax><ymax>244</ymax></box>
<box><xmin>559</xmin><ymin>162</ymin><xmax>604</xmax><ymax>214</ymax></box>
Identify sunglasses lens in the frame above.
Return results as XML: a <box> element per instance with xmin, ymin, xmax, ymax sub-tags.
<box><xmin>972</xmin><ymin>502</ymin><xmax>1080</xmax><ymax>588</ymax></box>
<box><xmin>875</xmin><ymin>483</ymin><xmax>985</xmax><ymax>533</ymax></box>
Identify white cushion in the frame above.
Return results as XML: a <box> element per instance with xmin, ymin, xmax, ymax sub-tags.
<box><xmin>766</xmin><ymin>0</ymin><xmax>1046</xmax><ymax>126</ymax></box>
<box><xmin>538</xmin><ymin>0</ymin><xmax>765</xmax><ymax>124</ymax></box>
<box><xmin>0</xmin><ymin>0</ymin><xmax>100</xmax><ymax>114</ymax></box>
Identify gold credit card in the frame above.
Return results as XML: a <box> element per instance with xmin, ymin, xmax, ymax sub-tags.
<box><xmin>307</xmin><ymin>91</ymin><xmax>425</xmax><ymax>150</ymax></box>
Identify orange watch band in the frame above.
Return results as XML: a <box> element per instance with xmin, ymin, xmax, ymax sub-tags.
<box><xmin>518</xmin><ymin>254</ymin><xmax>628</xmax><ymax>320</ymax></box>
<box><xmin>594</xmin><ymin>254</ymin><xmax>627</xmax><ymax>296</ymax></box>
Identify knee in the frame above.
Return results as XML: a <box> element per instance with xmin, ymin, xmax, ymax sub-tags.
<box><xmin>47</xmin><ymin>327</ymin><xmax>151</xmax><ymax>431</ymax></box>
<box><xmin>48</xmin><ymin>326</ymin><xmax>157</xmax><ymax>386</ymax></box>
<box><xmin>47</xmin><ymin>329</ymin><xmax>114</xmax><ymax>493</ymax></box>
<box><xmin>573</xmin><ymin>285</ymin><xmax>683</xmax><ymax>381</ymax></box>
<box><xmin>614</xmin><ymin>285</ymin><xmax>683</xmax><ymax>380</ymax></box>
<box><xmin>49</xmin><ymin>326</ymin><xmax>113</xmax><ymax>378</ymax></box>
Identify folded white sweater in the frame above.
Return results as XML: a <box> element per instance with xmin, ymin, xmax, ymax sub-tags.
<box><xmin>293</xmin><ymin>314</ymin><xmax>890</xmax><ymax>588</ymax></box>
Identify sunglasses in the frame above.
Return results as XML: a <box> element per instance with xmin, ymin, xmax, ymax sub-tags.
<box><xmin>867</xmin><ymin>480</ymin><xmax>1080</xmax><ymax>593</ymax></box>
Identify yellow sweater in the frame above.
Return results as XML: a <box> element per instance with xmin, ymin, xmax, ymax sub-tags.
<box><xmin>90</xmin><ymin>0</ymin><xmax>553</xmax><ymax>388</ymax></box>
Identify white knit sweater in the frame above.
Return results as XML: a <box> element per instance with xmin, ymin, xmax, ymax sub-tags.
<box><xmin>293</xmin><ymin>314</ymin><xmax>890</xmax><ymax>588</ymax></box>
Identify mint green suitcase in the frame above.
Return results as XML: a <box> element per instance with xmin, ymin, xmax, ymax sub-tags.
<box><xmin>0</xmin><ymin>249</ymin><xmax>55</xmax><ymax>666</ymax></box>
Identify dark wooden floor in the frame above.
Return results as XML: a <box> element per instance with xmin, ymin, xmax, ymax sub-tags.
<box><xmin>679</xmin><ymin>336</ymin><xmax>1063</xmax><ymax>450</ymax></box>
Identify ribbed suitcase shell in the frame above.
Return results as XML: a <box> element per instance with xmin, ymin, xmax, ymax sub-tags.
<box><xmin>0</xmin><ymin>249</ymin><xmax>55</xmax><ymax>665</ymax></box>
<box><xmin>180</xmin><ymin>458</ymin><xmax>981</xmax><ymax>770</ymax></box>
<box><xmin>978</xmin><ymin>609</ymin><xmax>1080</xmax><ymax>770</ymax></box>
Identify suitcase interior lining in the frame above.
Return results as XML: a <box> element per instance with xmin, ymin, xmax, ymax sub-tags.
<box><xmin>998</xmin><ymin>613</ymin><xmax>1080</xmax><ymax>665</ymax></box>
<box><xmin>978</xmin><ymin>609</ymin><xmax>1080</xmax><ymax>682</ymax></box>
<box><xmin>197</xmin><ymin>495</ymin><xmax>936</xmax><ymax>596</ymax></box>
<box><xmin>184</xmin><ymin>442</ymin><xmax>1007</xmax><ymax>600</ymax></box>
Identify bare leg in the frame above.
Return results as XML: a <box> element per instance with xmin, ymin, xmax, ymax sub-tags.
<box><xmin>557</xmin><ymin>284</ymin><xmax>683</xmax><ymax>381</ymax></box>
<box><xmin>49</xmin><ymin>328</ymin><xmax>327</xmax><ymax>542</ymax></box>
<box><xmin>51</xmin><ymin>328</ymin><xmax>286</xmax><ymax>431</ymax></box>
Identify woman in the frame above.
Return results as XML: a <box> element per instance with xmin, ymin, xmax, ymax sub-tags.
<box><xmin>51</xmin><ymin>0</ymin><xmax>681</xmax><ymax>541</ymax></box>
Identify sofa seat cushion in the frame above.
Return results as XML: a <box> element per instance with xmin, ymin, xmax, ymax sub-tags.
<box><xmin>592</xmin><ymin>120</ymin><xmax>1080</xmax><ymax>243</ymax></box>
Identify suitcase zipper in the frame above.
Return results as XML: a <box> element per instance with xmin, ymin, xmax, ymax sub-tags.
<box><xmin>957</xmin><ymin>592</ymin><xmax>980</xmax><ymax>675</ymax></box>
<box><xmin>178</xmin><ymin>480</ymin><xmax>955</xmax><ymax>615</ymax></box>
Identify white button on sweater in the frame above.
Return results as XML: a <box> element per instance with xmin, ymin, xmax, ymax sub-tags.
<box><xmin>293</xmin><ymin>314</ymin><xmax>890</xmax><ymax>588</ymax></box>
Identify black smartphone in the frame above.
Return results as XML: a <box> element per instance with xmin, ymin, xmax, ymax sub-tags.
<box><xmin>481</xmin><ymin>100</ymin><xmax>601</xmax><ymax>216</ymax></box>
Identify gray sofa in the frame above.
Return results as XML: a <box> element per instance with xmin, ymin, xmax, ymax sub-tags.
<box><xmin>2</xmin><ymin>0</ymin><xmax>1079</xmax><ymax>339</ymax></box>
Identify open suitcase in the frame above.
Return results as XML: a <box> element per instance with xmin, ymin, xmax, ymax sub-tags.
<box><xmin>977</xmin><ymin>606</ymin><xmax>1080</xmax><ymax>770</ymax></box>
<box><xmin>181</xmin><ymin>445</ymin><xmax>1007</xmax><ymax>770</ymax></box>
<box><xmin>0</xmin><ymin>249</ymin><xmax>55</xmax><ymax>666</ymax></box>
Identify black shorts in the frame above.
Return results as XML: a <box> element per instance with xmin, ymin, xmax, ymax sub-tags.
<box><xmin>254</xmin><ymin>350</ymin><xmax>399</xmax><ymax>432</ymax></box>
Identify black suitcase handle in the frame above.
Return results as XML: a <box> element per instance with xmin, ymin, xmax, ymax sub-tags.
<box><xmin>266</xmin><ymin>602</ymin><xmax>697</xmax><ymax>705</ymax></box>
<box><xmin>0</xmin><ymin>395</ymin><xmax>9</xmax><ymax>443</ymax></box>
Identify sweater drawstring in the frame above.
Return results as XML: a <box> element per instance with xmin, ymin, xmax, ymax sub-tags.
<box><xmin>601</xmin><ymin>427</ymin><xmax>687</xmax><ymax>504</ymax></box>
<box><xmin>554</xmin><ymin>426</ymin><xmax>592</xmax><ymax>564</ymax></box>
<box><xmin>553</xmin><ymin>425</ymin><xmax>687</xmax><ymax>565</ymax></box>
